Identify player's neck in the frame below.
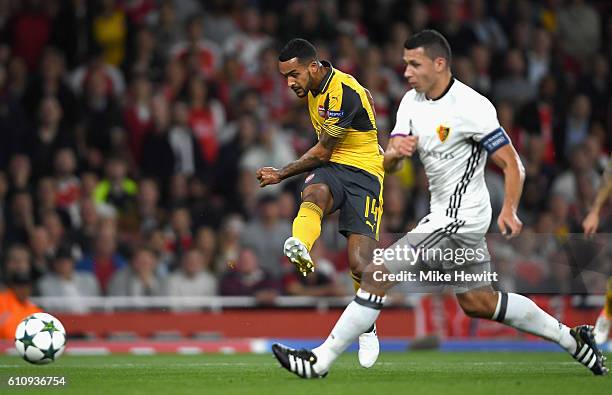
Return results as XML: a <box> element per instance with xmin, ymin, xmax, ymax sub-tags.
<box><xmin>426</xmin><ymin>72</ymin><xmax>454</xmax><ymax>101</ymax></box>
<box><xmin>310</xmin><ymin>65</ymin><xmax>330</xmax><ymax>93</ymax></box>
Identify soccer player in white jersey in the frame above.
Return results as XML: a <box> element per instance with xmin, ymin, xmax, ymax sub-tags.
<box><xmin>271</xmin><ymin>30</ymin><xmax>608</xmax><ymax>378</ymax></box>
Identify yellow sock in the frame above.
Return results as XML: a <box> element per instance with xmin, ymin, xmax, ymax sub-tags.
<box><xmin>350</xmin><ymin>271</ymin><xmax>361</xmax><ymax>292</ymax></box>
<box><xmin>292</xmin><ymin>202</ymin><xmax>323</xmax><ymax>251</ymax></box>
<box><xmin>605</xmin><ymin>277</ymin><xmax>612</xmax><ymax>318</ymax></box>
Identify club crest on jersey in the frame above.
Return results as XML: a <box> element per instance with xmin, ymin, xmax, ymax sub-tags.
<box><xmin>436</xmin><ymin>125</ymin><xmax>451</xmax><ymax>142</ymax></box>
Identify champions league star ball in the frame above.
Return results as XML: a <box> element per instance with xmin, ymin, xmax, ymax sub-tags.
<box><xmin>14</xmin><ymin>313</ymin><xmax>66</xmax><ymax>364</ymax></box>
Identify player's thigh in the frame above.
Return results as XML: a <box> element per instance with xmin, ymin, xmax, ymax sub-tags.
<box><xmin>301</xmin><ymin>166</ymin><xmax>344</xmax><ymax>214</ymax></box>
<box><xmin>346</xmin><ymin>233</ymin><xmax>378</xmax><ymax>274</ymax></box>
<box><xmin>336</xmin><ymin>165</ymin><xmax>383</xmax><ymax>241</ymax></box>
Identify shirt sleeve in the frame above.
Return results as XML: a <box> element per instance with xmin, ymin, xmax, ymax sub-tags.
<box><xmin>463</xmin><ymin>96</ymin><xmax>509</xmax><ymax>154</ymax></box>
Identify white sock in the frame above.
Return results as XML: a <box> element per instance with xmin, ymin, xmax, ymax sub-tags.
<box><xmin>493</xmin><ymin>292</ymin><xmax>577</xmax><ymax>354</ymax></box>
<box><xmin>312</xmin><ymin>289</ymin><xmax>385</xmax><ymax>373</ymax></box>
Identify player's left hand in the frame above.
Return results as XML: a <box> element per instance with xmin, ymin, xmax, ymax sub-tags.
<box><xmin>497</xmin><ymin>207</ymin><xmax>522</xmax><ymax>239</ymax></box>
<box><xmin>256</xmin><ymin>167</ymin><xmax>282</xmax><ymax>187</ymax></box>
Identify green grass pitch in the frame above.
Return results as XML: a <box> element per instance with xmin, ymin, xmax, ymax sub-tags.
<box><xmin>0</xmin><ymin>352</ymin><xmax>609</xmax><ymax>395</ymax></box>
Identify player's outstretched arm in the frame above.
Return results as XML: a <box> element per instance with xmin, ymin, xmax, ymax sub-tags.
<box><xmin>489</xmin><ymin>143</ymin><xmax>525</xmax><ymax>238</ymax></box>
<box><xmin>256</xmin><ymin>132</ymin><xmax>340</xmax><ymax>187</ymax></box>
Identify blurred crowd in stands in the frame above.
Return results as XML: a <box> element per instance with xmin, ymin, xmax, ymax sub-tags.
<box><xmin>0</xmin><ymin>0</ymin><xmax>610</xmax><ymax>311</ymax></box>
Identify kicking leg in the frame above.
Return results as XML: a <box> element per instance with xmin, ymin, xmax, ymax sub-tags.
<box><xmin>284</xmin><ymin>183</ymin><xmax>333</xmax><ymax>275</ymax></box>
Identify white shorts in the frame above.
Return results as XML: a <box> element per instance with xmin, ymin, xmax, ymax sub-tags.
<box><xmin>382</xmin><ymin>213</ymin><xmax>492</xmax><ymax>293</ymax></box>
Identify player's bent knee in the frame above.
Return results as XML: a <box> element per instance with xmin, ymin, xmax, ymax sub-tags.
<box><xmin>302</xmin><ymin>184</ymin><xmax>332</xmax><ymax>213</ymax></box>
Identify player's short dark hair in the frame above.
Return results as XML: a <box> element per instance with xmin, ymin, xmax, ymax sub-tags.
<box><xmin>404</xmin><ymin>29</ymin><xmax>452</xmax><ymax>65</ymax></box>
<box><xmin>278</xmin><ymin>38</ymin><xmax>317</xmax><ymax>64</ymax></box>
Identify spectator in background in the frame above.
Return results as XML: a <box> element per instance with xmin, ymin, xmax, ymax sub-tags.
<box><xmin>93</xmin><ymin>156</ymin><xmax>138</xmax><ymax>214</ymax></box>
<box><xmin>2</xmin><ymin>245</ymin><xmax>33</xmax><ymax>285</ymax></box>
<box><xmin>194</xmin><ymin>227</ymin><xmax>217</xmax><ymax>263</ymax></box>
<box><xmin>27</xmin><ymin>226</ymin><xmax>54</xmax><ymax>280</ymax></box>
<box><xmin>526</xmin><ymin>28</ymin><xmax>554</xmax><ymax>88</ymax></box>
<box><xmin>124</xmin><ymin>26</ymin><xmax>165</xmax><ymax>83</ymax></box>
<box><xmin>76</xmin><ymin>222</ymin><xmax>127</xmax><ymax>293</ymax></box>
<box><xmin>26</xmin><ymin>97</ymin><xmax>73</xmax><ymax>179</ymax></box>
<box><xmin>23</xmin><ymin>47</ymin><xmax>79</xmax><ymax>129</ymax></box>
<box><xmin>74</xmin><ymin>198</ymin><xmax>100</xmax><ymax>255</ymax></box>
<box><xmin>123</xmin><ymin>75</ymin><xmax>155</xmax><ymax>164</ymax></box>
<box><xmin>150</xmin><ymin>0</ymin><xmax>182</xmax><ymax>60</ymax></box>
<box><xmin>164</xmin><ymin>207</ymin><xmax>193</xmax><ymax>262</ymax></box>
<box><xmin>468</xmin><ymin>0</ymin><xmax>508</xmax><ymax>52</ymax></box>
<box><xmin>160</xmin><ymin>57</ymin><xmax>186</xmax><ymax>103</ymax></box>
<box><xmin>78</xmin><ymin>67</ymin><xmax>124</xmax><ymax>167</ymax></box>
<box><xmin>168</xmin><ymin>101</ymin><xmax>205</xmax><ymax>178</ymax></box>
<box><xmin>108</xmin><ymin>246</ymin><xmax>163</xmax><ymax>296</ymax></box>
<box><xmin>216</xmin><ymin>112</ymin><xmax>259</xmax><ymax>199</ymax></box>
<box><xmin>167</xmin><ymin>173</ymin><xmax>189</xmax><ymax>208</ymax></box>
<box><xmin>433</xmin><ymin>0</ymin><xmax>478</xmax><ymax>56</ymax></box>
<box><xmin>552</xmin><ymin>143</ymin><xmax>601</xmax><ymax>205</ymax></box>
<box><xmin>8</xmin><ymin>0</ymin><xmax>52</xmax><ymax>71</ymax></box>
<box><xmin>53</xmin><ymin>148</ymin><xmax>81</xmax><ymax>228</ymax></box>
<box><xmin>223</xmin><ymin>7</ymin><xmax>272</xmax><ymax>75</ymax></box>
<box><xmin>165</xmin><ymin>248</ymin><xmax>217</xmax><ymax>298</ymax></box>
<box><xmin>146</xmin><ymin>228</ymin><xmax>173</xmax><ymax>276</ymax></box>
<box><xmin>518</xmin><ymin>75</ymin><xmax>562</xmax><ymax>165</ymax></box>
<box><xmin>125</xmin><ymin>178</ymin><xmax>165</xmax><ymax>238</ymax></box>
<box><xmin>470</xmin><ymin>44</ymin><xmax>492</xmax><ymax>95</ymax></box>
<box><xmin>140</xmin><ymin>95</ymin><xmax>175</xmax><ymax>184</ymax></box>
<box><xmin>38</xmin><ymin>247</ymin><xmax>100</xmax><ymax>312</ymax></box>
<box><xmin>492</xmin><ymin>49</ymin><xmax>534</xmax><ymax>107</ymax></box>
<box><xmin>0</xmin><ymin>65</ymin><xmax>27</xmax><ymax>169</ymax></box>
<box><xmin>557</xmin><ymin>0</ymin><xmax>601</xmax><ymax>61</ymax></box>
<box><xmin>6</xmin><ymin>57</ymin><xmax>28</xmax><ymax>101</ymax></box>
<box><xmin>562</xmin><ymin>94</ymin><xmax>592</xmax><ymax>158</ymax></box>
<box><xmin>0</xmin><ymin>270</ymin><xmax>40</xmax><ymax>339</ymax></box>
<box><xmin>577</xmin><ymin>54</ymin><xmax>611</xmax><ymax>126</ymax></box>
<box><xmin>170</xmin><ymin>14</ymin><xmax>221</xmax><ymax>80</ymax></box>
<box><xmin>220</xmin><ymin>248</ymin><xmax>279</xmax><ymax>304</ymax></box>
<box><xmin>186</xmin><ymin>76</ymin><xmax>225</xmax><ymax>167</ymax></box>
<box><xmin>240</xmin><ymin>194</ymin><xmax>291</xmax><ymax>279</ymax></box>
<box><xmin>91</xmin><ymin>0</ymin><xmax>128</xmax><ymax>67</ymax></box>
<box><xmin>215</xmin><ymin>215</ymin><xmax>244</xmax><ymax>274</ymax></box>
<box><xmin>254</xmin><ymin>46</ymin><xmax>293</xmax><ymax>121</ymax></box>
<box><xmin>239</xmin><ymin>122</ymin><xmax>296</xmax><ymax>196</ymax></box>
<box><xmin>5</xmin><ymin>191</ymin><xmax>35</xmax><ymax>245</ymax></box>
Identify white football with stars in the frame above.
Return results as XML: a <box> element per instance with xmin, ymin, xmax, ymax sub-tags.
<box><xmin>14</xmin><ymin>313</ymin><xmax>66</xmax><ymax>364</ymax></box>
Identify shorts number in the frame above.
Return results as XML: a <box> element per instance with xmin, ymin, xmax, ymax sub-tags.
<box><xmin>364</xmin><ymin>196</ymin><xmax>379</xmax><ymax>232</ymax></box>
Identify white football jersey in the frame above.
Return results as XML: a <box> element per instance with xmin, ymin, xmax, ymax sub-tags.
<box><xmin>391</xmin><ymin>78</ymin><xmax>510</xmax><ymax>230</ymax></box>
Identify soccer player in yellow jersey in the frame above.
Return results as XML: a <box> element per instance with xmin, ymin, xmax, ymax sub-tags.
<box><xmin>256</xmin><ymin>38</ymin><xmax>384</xmax><ymax>368</ymax></box>
<box><xmin>583</xmin><ymin>154</ymin><xmax>612</xmax><ymax>344</ymax></box>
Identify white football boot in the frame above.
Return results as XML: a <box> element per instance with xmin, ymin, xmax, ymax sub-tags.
<box><xmin>284</xmin><ymin>237</ymin><xmax>314</xmax><ymax>276</ymax></box>
<box><xmin>358</xmin><ymin>324</ymin><xmax>379</xmax><ymax>368</ymax></box>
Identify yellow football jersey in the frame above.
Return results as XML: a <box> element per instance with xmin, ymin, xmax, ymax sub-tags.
<box><xmin>307</xmin><ymin>61</ymin><xmax>384</xmax><ymax>180</ymax></box>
